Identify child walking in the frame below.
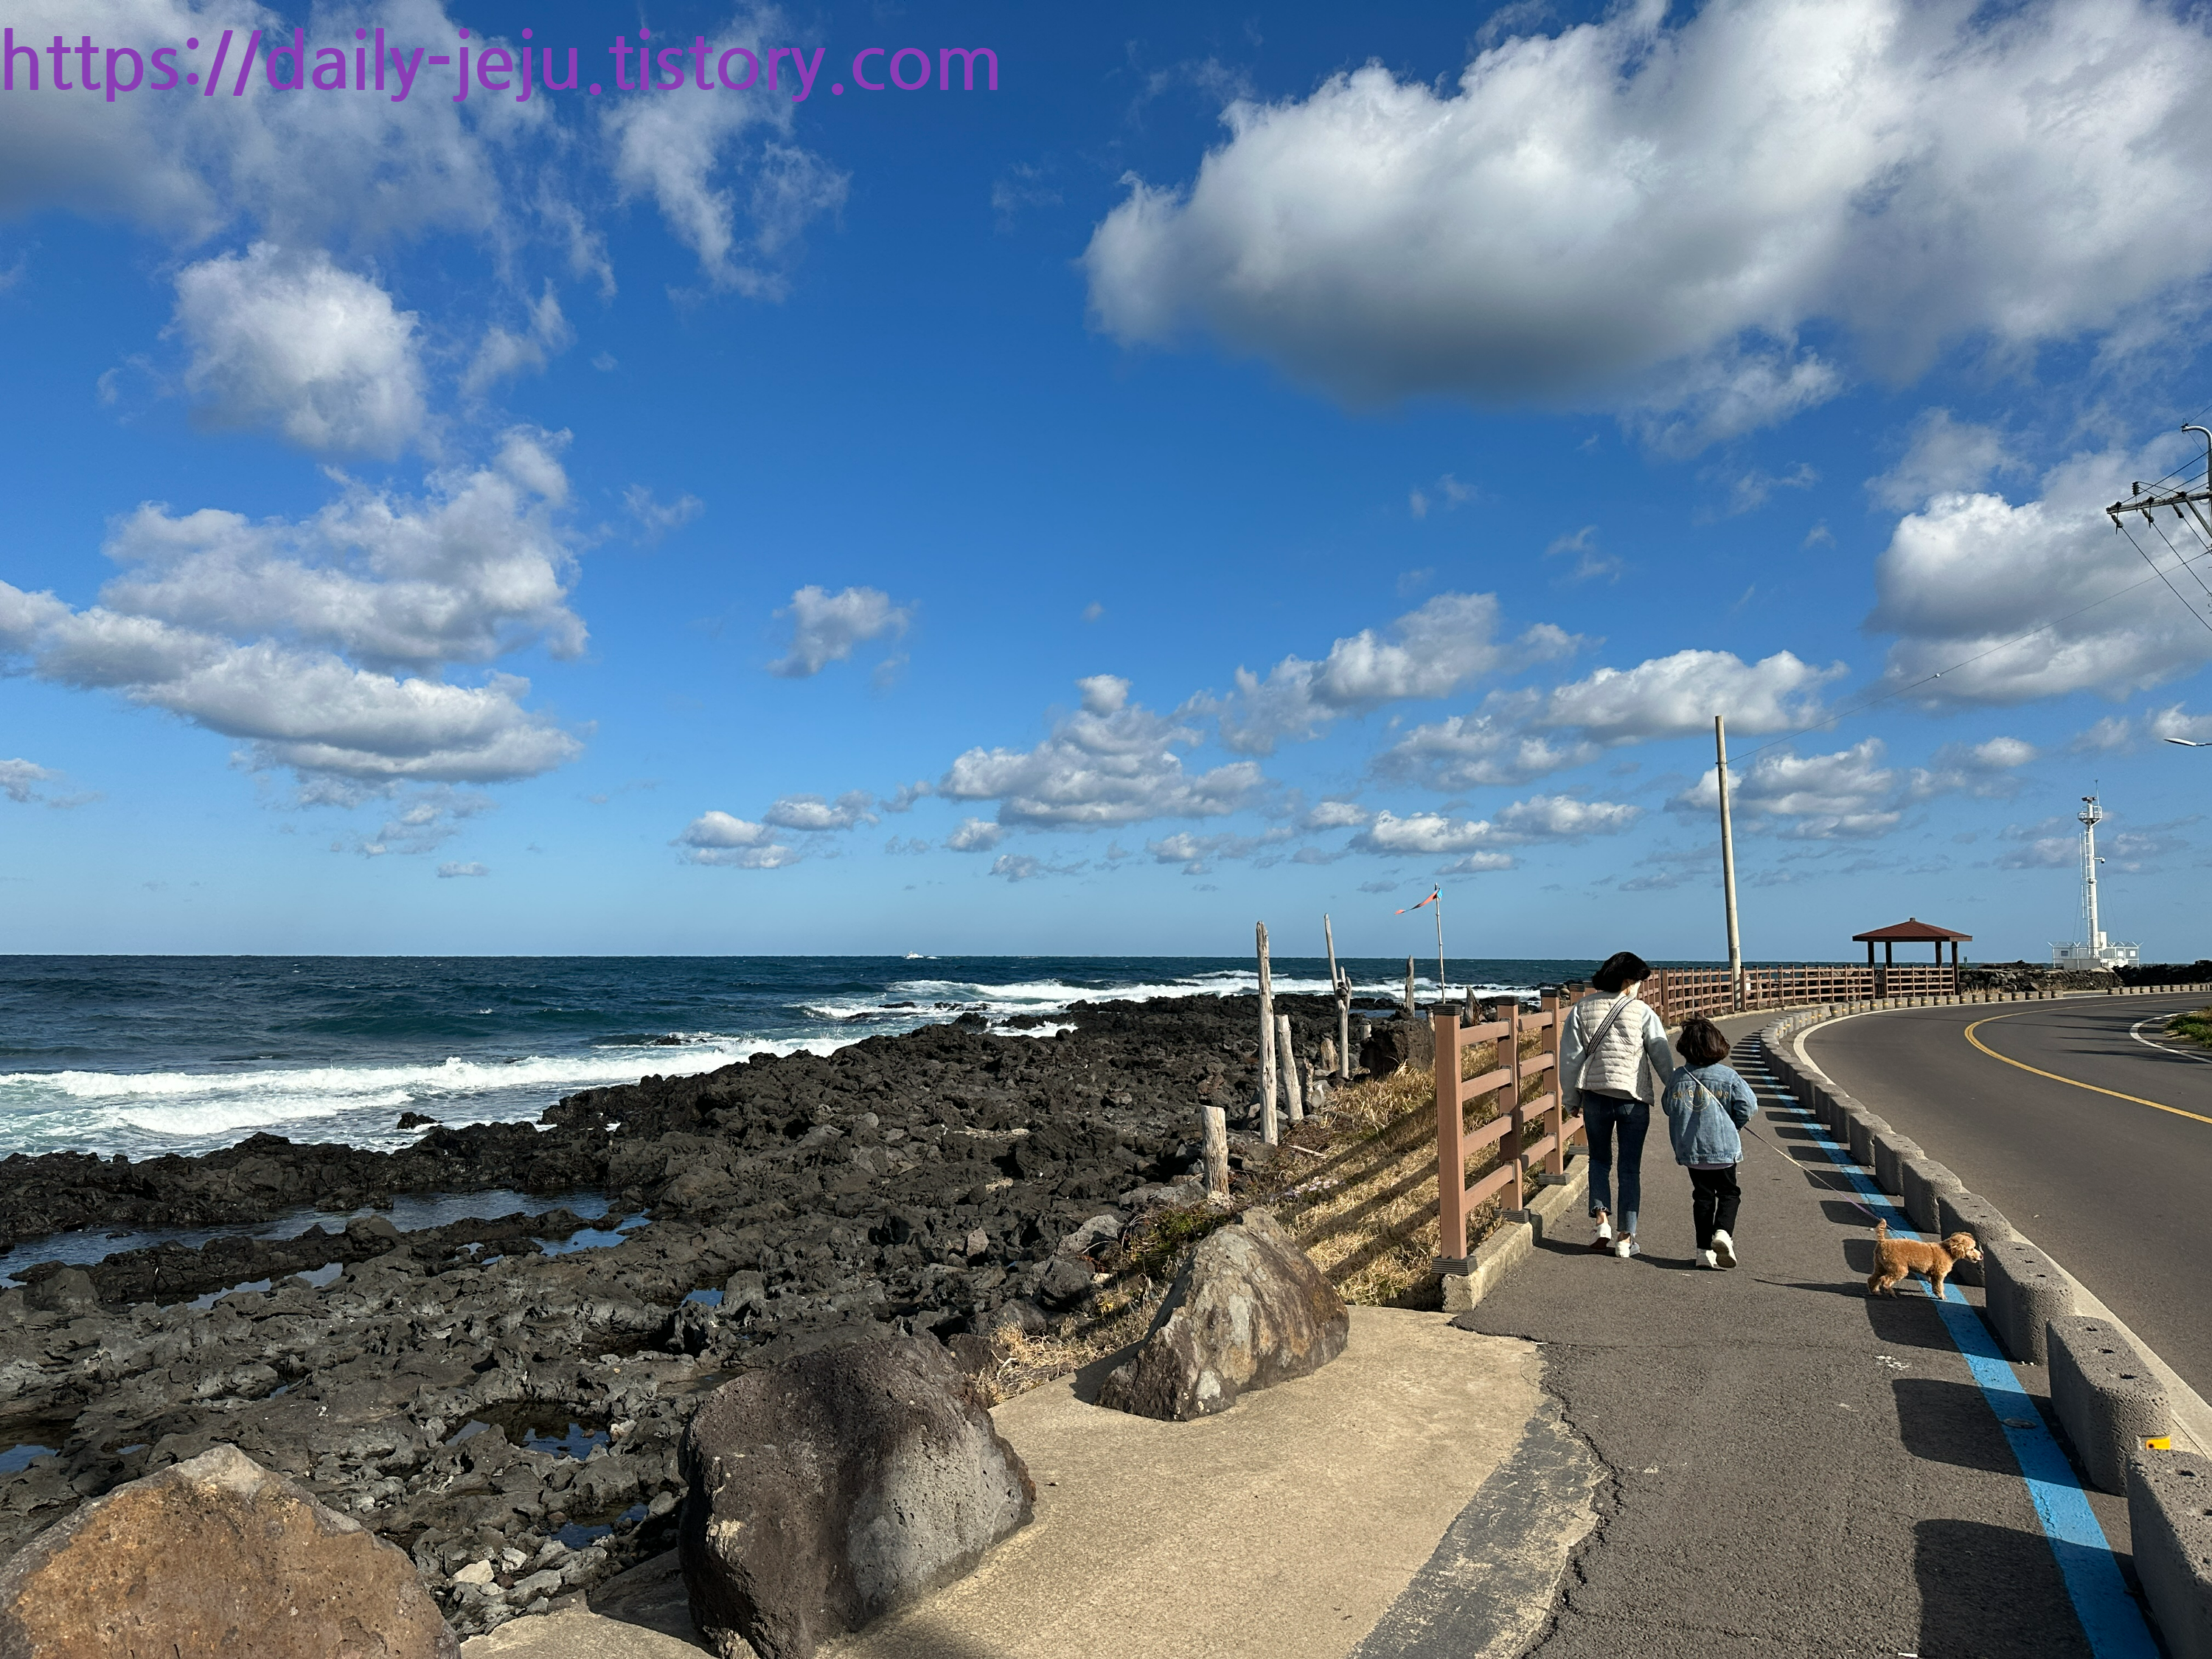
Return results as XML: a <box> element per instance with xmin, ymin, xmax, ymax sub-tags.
<box><xmin>1660</xmin><ymin>1016</ymin><xmax>1760</xmax><ymax>1270</ymax></box>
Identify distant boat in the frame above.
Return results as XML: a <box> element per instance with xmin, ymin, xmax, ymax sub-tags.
<box><xmin>904</xmin><ymin>952</ymin><xmax>925</xmax><ymax>959</ymax></box>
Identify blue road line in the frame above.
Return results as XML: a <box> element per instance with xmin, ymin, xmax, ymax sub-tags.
<box><xmin>1739</xmin><ymin>1049</ymin><xmax>2158</xmax><ymax>1659</ymax></box>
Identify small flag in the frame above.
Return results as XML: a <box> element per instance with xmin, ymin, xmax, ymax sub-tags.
<box><xmin>1397</xmin><ymin>888</ymin><xmax>1439</xmax><ymax>915</ymax></box>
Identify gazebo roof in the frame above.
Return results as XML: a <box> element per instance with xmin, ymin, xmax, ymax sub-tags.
<box><xmin>1851</xmin><ymin>917</ymin><xmax>1973</xmax><ymax>943</ymax></box>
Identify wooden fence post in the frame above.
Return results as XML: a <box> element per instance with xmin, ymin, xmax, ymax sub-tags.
<box><xmin>1433</xmin><ymin>1011</ymin><xmax>1467</xmax><ymax>1261</ymax></box>
<box><xmin>1201</xmin><ymin>1105</ymin><xmax>1229</xmax><ymax>1201</ymax></box>
<box><xmin>1540</xmin><ymin>989</ymin><xmax>1565</xmax><ymax>1178</ymax></box>
<box><xmin>1276</xmin><ymin>1014</ymin><xmax>1304</xmax><ymax>1124</ymax></box>
<box><xmin>1503</xmin><ymin>997</ymin><xmax>1526</xmax><ymax>1210</ymax></box>
<box><xmin>1256</xmin><ymin>922</ymin><xmax>1279</xmax><ymax>1145</ymax></box>
<box><xmin>1403</xmin><ymin>957</ymin><xmax>1416</xmax><ymax>1015</ymax></box>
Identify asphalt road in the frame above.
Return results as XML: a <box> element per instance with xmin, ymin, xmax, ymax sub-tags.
<box><xmin>1807</xmin><ymin>991</ymin><xmax>2212</xmax><ymax>1401</ymax></box>
<box><xmin>1464</xmin><ymin>1013</ymin><xmax>2132</xmax><ymax>1658</ymax></box>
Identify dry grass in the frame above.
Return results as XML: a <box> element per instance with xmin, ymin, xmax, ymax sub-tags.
<box><xmin>984</xmin><ymin>1033</ymin><xmax>1558</xmax><ymax>1399</ymax></box>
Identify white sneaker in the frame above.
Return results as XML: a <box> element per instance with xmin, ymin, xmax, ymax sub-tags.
<box><xmin>1613</xmin><ymin>1235</ymin><xmax>1638</xmax><ymax>1259</ymax></box>
<box><xmin>1711</xmin><ymin>1230</ymin><xmax>1737</xmax><ymax>1269</ymax></box>
<box><xmin>1698</xmin><ymin>1248</ymin><xmax>1719</xmax><ymax>1269</ymax></box>
<box><xmin>1590</xmin><ymin>1217</ymin><xmax>1613</xmax><ymax>1252</ymax></box>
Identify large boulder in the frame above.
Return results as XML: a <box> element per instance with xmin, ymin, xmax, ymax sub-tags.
<box><xmin>678</xmin><ymin>1334</ymin><xmax>1034</xmax><ymax>1659</ymax></box>
<box><xmin>0</xmin><ymin>1442</ymin><xmax>456</xmax><ymax>1658</ymax></box>
<box><xmin>1097</xmin><ymin>1206</ymin><xmax>1349</xmax><ymax>1422</ymax></box>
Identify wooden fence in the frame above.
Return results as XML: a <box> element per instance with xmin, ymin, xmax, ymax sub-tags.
<box><xmin>1433</xmin><ymin>963</ymin><xmax>1958</xmax><ymax>1262</ymax></box>
<box><xmin>1433</xmin><ymin>992</ymin><xmax>1572</xmax><ymax>1262</ymax></box>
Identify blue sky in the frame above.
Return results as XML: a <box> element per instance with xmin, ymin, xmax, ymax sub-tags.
<box><xmin>7</xmin><ymin>0</ymin><xmax>2212</xmax><ymax>961</ymax></box>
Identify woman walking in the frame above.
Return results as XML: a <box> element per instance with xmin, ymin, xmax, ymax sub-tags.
<box><xmin>1661</xmin><ymin>1015</ymin><xmax>1760</xmax><ymax>1270</ymax></box>
<box><xmin>1559</xmin><ymin>951</ymin><xmax>1674</xmax><ymax>1259</ymax></box>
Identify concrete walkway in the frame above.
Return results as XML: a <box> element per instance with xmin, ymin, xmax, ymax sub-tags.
<box><xmin>1460</xmin><ymin>1015</ymin><xmax>2143</xmax><ymax>1658</ymax></box>
<box><xmin>464</xmin><ymin>1306</ymin><xmax>1591</xmax><ymax>1659</ymax></box>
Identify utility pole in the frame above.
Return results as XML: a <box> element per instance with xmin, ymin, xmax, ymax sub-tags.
<box><xmin>1714</xmin><ymin>715</ymin><xmax>1743</xmax><ymax>1006</ymax></box>
<box><xmin>2108</xmin><ymin>426</ymin><xmax>2212</xmax><ymax>544</ymax></box>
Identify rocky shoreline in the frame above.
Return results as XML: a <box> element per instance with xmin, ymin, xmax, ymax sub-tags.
<box><xmin>0</xmin><ymin>991</ymin><xmax>1381</xmax><ymax>1639</ymax></box>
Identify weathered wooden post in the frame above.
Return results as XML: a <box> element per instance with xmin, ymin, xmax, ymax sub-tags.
<box><xmin>1324</xmin><ymin>913</ymin><xmax>1353</xmax><ymax>1082</ymax></box>
<box><xmin>1463</xmin><ymin>985</ymin><xmax>1478</xmax><ymax>1020</ymax></box>
<box><xmin>1318</xmin><ymin>1035</ymin><xmax>1338</xmax><ymax>1075</ymax></box>
<box><xmin>1201</xmin><ymin>1105</ymin><xmax>1230</xmax><ymax>1201</ymax></box>
<box><xmin>1434</xmin><ymin>1010</ymin><xmax>1468</xmax><ymax>1262</ymax></box>
<box><xmin>1276</xmin><ymin>1013</ymin><xmax>1304</xmax><ymax>1124</ymax></box>
<box><xmin>1403</xmin><ymin>957</ymin><xmax>1417</xmax><ymax>1015</ymax></box>
<box><xmin>1256</xmin><ymin>922</ymin><xmax>1279</xmax><ymax>1145</ymax></box>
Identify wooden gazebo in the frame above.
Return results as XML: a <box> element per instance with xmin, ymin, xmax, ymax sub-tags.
<box><xmin>1852</xmin><ymin>917</ymin><xmax>1972</xmax><ymax>967</ymax></box>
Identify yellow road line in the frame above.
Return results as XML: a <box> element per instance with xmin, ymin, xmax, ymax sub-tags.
<box><xmin>1964</xmin><ymin>1010</ymin><xmax>2212</xmax><ymax>1127</ymax></box>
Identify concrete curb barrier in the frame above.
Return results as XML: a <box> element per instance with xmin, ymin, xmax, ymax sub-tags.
<box><xmin>1983</xmin><ymin>1234</ymin><xmax>2075</xmax><ymax>1366</ymax></box>
<box><xmin>2129</xmin><ymin>1449</ymin><xmax>2212</xmax><ymax>1659</ymax></box>
<box><xmin>1872</xmin><ymin>1131</ymin><xmax>1922</xmax><ymax>1199</ymax></box>
<box><xmin>1934</xmin><ymin>1189</ymin><xmax>2015</xmax><ymax>1288</ymax></box>
<box><xmin>1900</xmin><ymin>1157</ymin><xmax>1964</xmax><ymax>1237</ymax></box>
<box><xmin>2049</xmin><ymin>1315</ymin><xmax>2172</xmax><ymax>1495</ymax></box>
<box><xmin>1844</xmin><ymin>1110</ymin><xmax>1888</xmax><ymax>1169</ymax></box>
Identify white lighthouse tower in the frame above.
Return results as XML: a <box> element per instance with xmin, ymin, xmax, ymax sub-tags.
<box><xmin>2050</xmin><ymin>795</ymin><xmax>2140</xmax><ymax>967</ymax></box>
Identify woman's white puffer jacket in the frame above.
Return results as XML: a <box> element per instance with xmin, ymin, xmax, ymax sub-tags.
<box><xmin>1560</xmin><ymin>991</ymin><xmax>1674</xmax><ymax>1107</ymax></box>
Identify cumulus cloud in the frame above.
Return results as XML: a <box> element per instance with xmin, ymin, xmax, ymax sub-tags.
<box><xmin>945</xmin><ymin>817</ymin><xmax>1006</xmax><ymax>852</ymax></box>
<box><xmin>1869</xmin><ymin>439</ymin><xmax>2212</xmax><ymax>703</ymax></box>
<box><xmin>1301</xmin><ymin>799</ymin><xmax>1370</xmax><ymax>830</ymax></box>
<box><xmin>1907</xmin><ymin>736</ymin><xmax>2039</xmax><ymax>799</ymax></box>
<box><xmin>1378</xmin><ymin>649</ymin><xmax>1840</xmax><ymax>790</ymax></box>
<box><xmin>0</xmin><ymin>759</ymin><xmax>59</xmax><ymax>804</ymax></box>
<box><xmin>1352</xmin><ymin>795</ymin><xmax>1641</xmax><ymax>863</ymax></box>
<box><xmin>0</xmin><ymin>434</ymin><xmax>586</xmax><ymax>786</ymax></box>
<box><xmin>1144</xmin><ymin>827</ymin><xmax>1292</xmax><ymax>874</ymax></box>
<box><xmin>463</xmin><ymin>285</ymin><xmax>573</xmax><ymax>396</ymax></box>
<box><xmin>769</xmin><ymin>585</ymin><xmax>912</xmax><ymax>678</ymax></box>
<box><xmin>623</xmin><ymin>485</ymin><xmax>705</xmax><ymax>544</ymax></box>
<box><xmin>675</xmin><ymin>810</ymin><xmax>799</xmax><ymax>869</ymax></box>
<box><xmin>762</xmin><ymin>790</ymin><xmax>877</xmax><ymax>831</ymax></box>
<box><xmin>437</xmin><ymin>860</ymin><xmax>490</xmax><ymax>877</ymax></box>
<box><xmin>172</xmin><ymin>246</ymin><xmax>427</xmax><ymax>456</ymax></box>
<box><xmin>1084</xmin><ymin>0</ymin><xmax>2212</xmax><ymax>440</ymax></box>
<box><xmin>882</xmin><ymin>780</ymin><xmax>933</xmax><ymax>813</ymax></box>
<box><xmin>1868</xmin><ymin>408</ymin><xmax>2020</xmax><ymax>510</ymax></box>
<box><xmin>1672</xmin><ymin>739</ymin><xmax>1900</xmax><ymax>840</ymax></box>
<box><xmin>1200</xmin><ymin>592</ymin><xmax>1576</xmax><ymax>755</ymax></box>
<box><xmin>942</xmin><ymin>674</ymin><xmax>1264</xmax><ymax>830</ymax></box>
<box><xmin>336</xmin><ymin>786</ymin><xmax>493</xmax><ymax>855</ymax></box>
<box><xmin>602</xmin><ymin>11</ymin><xmax>849</xmax><ymax>295</ymax></box>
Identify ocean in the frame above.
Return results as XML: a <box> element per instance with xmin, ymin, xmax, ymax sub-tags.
<box><xmin>0</xmin><ymin>955</ymin><xmax>1613</xmax><ymax>1161</ymax></box>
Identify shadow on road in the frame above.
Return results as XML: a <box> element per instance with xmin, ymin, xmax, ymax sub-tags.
<box><xmin>1893</xmin><ymin>1377</ymin><xmax>2025</xmax><ymax>1476</ymax></box>
<box><xmin>1913</xmin><ymin>1517</ymin><xmax>2096</xmax><ymax>1659</ymax></box>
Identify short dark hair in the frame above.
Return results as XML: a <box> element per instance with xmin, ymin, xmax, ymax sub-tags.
<box><xmin>1590</xmin><ymin>951</ymin><xmax>1652</xmax><ymax>993</ymax></box>
<box><xmin>1676</xmin><ymin>1016</ymin><xmax>1731</xmax><ymax>1066</ymax></box>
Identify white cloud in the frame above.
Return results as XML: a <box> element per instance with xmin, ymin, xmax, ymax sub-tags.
<box><xmin>602</xmin><ymin>13</ymin><xmax>849</xmax><ymax>295</ymax></box>
<box><xmin>0</xmin><ymin>434</ymin><xmax>585</xmax><ymax>786</ymax></box>
<box><xmin>1868</xmin><ymin>440</ymin><xmax>2212</xmax><ymax>703</ymax></box>
<box><xmin>1869</xmin><ymin>408</ymin><xmax>2019</xmax><ymax>510</ymax></box>
<box><xmin>1672</xmin><ymin>739</ymin><xmax>1900</xmax><ymax>840</ymax></box>
<box><xmin>1143</xmin><ymin>827</ymin><xmax>1292</xmax><ymax>874</ymax></box>
<box><xmin>1084</xmin><ymin>0</ymin><xmax>2212</xmax><ymax>440</ymax></box>
<box><xmin>1353</xmin><ymin>794</ymin><xmax>1641</xmax><ymax>858</ymax></box>
<box><xmin>1906</xmin><ymin>736</ymin><xmax>2038</xmax><ymax>799</ymax></box>
<box><xmin>437</xmin><ymin>860</ymin><xmax>489</xmax><ymax>877</ymax></box>
<box><xmin>945</xmin><ymin>817</ymin><xmax>1006</xmax><ymax>852</ymax></box>
<box><xmin>1301</xmin><ymin>799</ymin><xmax>1370</xmax><ymax>830</ymax></box>
<box><xmin>882</xmin><ymin>779</ymin><xmax>933</xmax><ymax>813</ymax></box>
<box><xmin>1377</xmin><ymin>648</ymin><xmax>1840</xmax><ymax>791</ymax></box>
<box><xmin>462</xmin><ymin>285</ymin><xmax>573</xmax><ymax>396</ymax></box>
<box><xmin>1439</xmin><ymin>852</ymin><xmax>1517</xmax><ymax>874</ymax></box>
<box><xmin>989</xmin><ymin>852</ymin><xmax>1085</xmax><ymax>883</ymax></box>
<box><xmin>762</xmin><ymin>790</ymin><xmax>876</xmax><ymax>831</ymax></box>
<box><xmin>769</xmin><ymin>585</ymin><xmax>912</xmax><ymax>678</ymax></box>
<box><xmin>337</xmin><ymin>786</ymin><xmax>492</xmax><ymax>855</ymax></box>
<box><xmin>941</xmin><ymin>675</ymin><xmax>1264</xmax><ymax>830</ymax></box>
<box><xmin>623</xmin><ymin>485</ymin><xmax>705</xmax><ymax>544</ymax></box>
<box><xmin>172</xmin><ymin>246</ymin><xmax>427</xmax><ymax>457</ymax></box>
<box><xmin>0</xmin><ymin>759</ymin><xmax>58</xmax><ymax>804</ymax></box>
<box><xmin>675</xmin><ymin>810</ymin><xmax>799</xmax><ymax>869</ymax></box>
<box><xmin>1200</xmin><ymin>592</ymin><xmax>1576</xmax><ymax>755</ymax></box>
<box><xmin>1545</xmin><ymin>526</ymin><xmax>1620</xmax><ymax>583</ymax></box>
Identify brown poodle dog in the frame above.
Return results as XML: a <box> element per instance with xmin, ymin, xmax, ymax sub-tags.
<box><xmin>1866</xmin><ymin>1220</ymin><xmax>1983</xmax><ymax>1298</ymax></box>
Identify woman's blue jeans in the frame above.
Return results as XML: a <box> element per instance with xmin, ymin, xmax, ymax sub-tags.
<box><xmin>1583</xmin><ymin>1094</ymin><xmax>1649</xmax><ymax>1237</ymax></box>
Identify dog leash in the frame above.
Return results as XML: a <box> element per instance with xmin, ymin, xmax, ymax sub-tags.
<box><xmin>1741</xmin><ymin>1121</ymin><xmax>1884</xmax><ymax>1224</ymax></box>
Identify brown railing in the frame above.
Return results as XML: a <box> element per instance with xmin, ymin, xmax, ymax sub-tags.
<box><xmin>1434</xmin><ymin>992</ymin><xmax>1571</xmax><ymax>1262</ymax></box>
<box><xmin>1641</xmin><ymin>962</ymin><xmax>1955</xmax><ymax>1023</ymax></box>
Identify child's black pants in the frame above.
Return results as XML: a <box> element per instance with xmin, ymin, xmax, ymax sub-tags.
<box><xmin>1689</xmin><ymin>1164</ymin><xmax>1740</xmax><ymax>1248</ymax></box>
